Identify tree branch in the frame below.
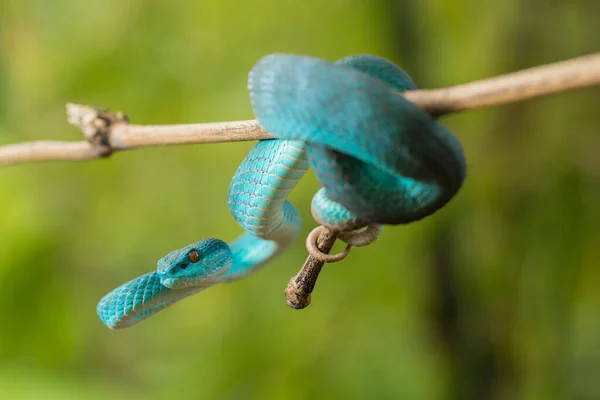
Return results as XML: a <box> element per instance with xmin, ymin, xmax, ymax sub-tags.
<box><xmin>0</xmin><ymin>104</ymin><xmax>269</xmax><ymax>166</ymax></box>
<box><xmin>0</xmin><ymin>52</ymin><xmax>598</xmax><ymax>167</ymax></box>
<box><xmin>280</xmin><ymin>52</ymin><xmax>600</xmax><ymax>310</ymax></box>
<box><xmin>410</xmin><ymin>51</ymin><xmax>600</xmax><ymax>116</ymax></box>
<box><xmin>1</xmin><ymin>52</ymin><xmax>599</xmax><ymax>310</ymax></box>
<box><xmin>285</xmin><ymin>228</ymin><xmax>340</xmax><ymax>309</ymax></box>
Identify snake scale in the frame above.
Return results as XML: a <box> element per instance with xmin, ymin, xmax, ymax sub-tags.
<box><xmin>97</xmin><ymin>54</ymin><xmax>466</xmax><ymax>329</ymax></box>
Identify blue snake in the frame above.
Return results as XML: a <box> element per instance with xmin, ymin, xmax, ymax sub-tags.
<box><xmin>96</xmin><ymin>54</ymin><xmax>466</xmax><ymax>329</ymax></box>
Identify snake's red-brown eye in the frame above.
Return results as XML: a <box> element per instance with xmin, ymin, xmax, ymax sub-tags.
<box><xmin>188</xmin><ymin>250</ymin><xmax>200</xmax><ymax>263</ymax></box>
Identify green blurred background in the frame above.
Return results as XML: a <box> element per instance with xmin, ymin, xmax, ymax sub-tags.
<box><xmin>1</xmin><ymin>1</ymin><xmax>599</xmax><ymax>399</ymax></box>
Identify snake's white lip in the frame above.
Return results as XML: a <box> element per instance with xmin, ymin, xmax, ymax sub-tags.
<box><xmin>160</xmin><ymin>277</ymin><xmax>176</xmax><ymax>288</ymax></box>
<box><xmin>161</xmin><ymin>276</ymin><xmax>196</xmax><ymax>289</ymax></box>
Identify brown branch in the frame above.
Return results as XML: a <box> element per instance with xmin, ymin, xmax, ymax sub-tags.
<box><xmin>2</xmin><ymin>52</ymin><xmax>599</xmax><ymax>310</ymax></box>
<box><xmin>1</xmin><ymin>52</ymin><xmax>599</xmax><ymax>167</ymax></box>
<box><xmin>0</xmin><ymin>104</ymin><xmax>270</xmax><ymax>166</ymax></box>
<box><xmin>0</xmin><ymin>141</ymin><xmax>102</xmax><ymax>165</ymax></box>
<box><xmin>285</xmin><ymin>228</ymin><xmax>339</xmax><ymax>309</ymax></box>
<box><xmin>284</xmin><ymin>52</ymin><xmax>600</xmax><ymax>310</ymax></box>
<box><xmin>410</xmin><ymin>52</ymin><xmax>600</xmax><ymax>116</ymax></box>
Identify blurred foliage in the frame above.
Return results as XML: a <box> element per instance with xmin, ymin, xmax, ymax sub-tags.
<box><xmin>0</xmin><ymin>1</ymin><xmax>599</xmax><ymax>399</ymax></box>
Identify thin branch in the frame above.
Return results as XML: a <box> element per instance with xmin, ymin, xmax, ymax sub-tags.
<box><xmin>281</xmin><ymin>52</ymin><xmax>600</xmax><ymax>310</ymax></box>
<box><xmin>0</xmin><ymin>141</ymin><xmax>102</xmax><ymax>165</ymax></box>
<box><xmin>285</xmin><ymin>228</ymin><xmax>339</xmax><ymax>309</ymax></box>
<box><xmin>411</xmin><ymin>52</ymin><xmax>600</xmax><ymax>115</ymax></box>
<box><xmin>0</xmin><ymin>105</ymin><xmax>270</xmax><ymax>166</ymax></box>
<box><xmin>0</xmin><ymin>52</ymin><xmax>598</xmax><ymax>166</ymax></box>
<box><xmin>113</xmin><ymin>119</ymin><xmax>268</xmax><ymax>148</ymax></box>
<box><xmin>2</xmin><ymin>52</ymin><xmax>599</xmax><ymax>311</ymax></box>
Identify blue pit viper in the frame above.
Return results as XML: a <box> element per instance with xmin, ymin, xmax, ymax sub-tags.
<box><xmin>96</xmin><ymin>54</ymin><xmax>466</xmax><ymax>329</ymax></box>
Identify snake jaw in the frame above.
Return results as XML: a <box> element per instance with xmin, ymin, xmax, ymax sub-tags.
<box><xmin>160</xmin><ymin>275</ymin><xmax>221</xmax><ymax>289</ymax></box>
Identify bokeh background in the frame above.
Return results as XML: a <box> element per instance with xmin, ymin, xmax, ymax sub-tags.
<box><xmin>1</xmin><ymin>1</ymin><xmax>599</xmax><ymax>399</ymax></box>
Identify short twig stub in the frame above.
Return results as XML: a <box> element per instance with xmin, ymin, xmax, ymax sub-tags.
<box><xmin>285</xmin><ymin>226</ymin><xmax>340</xmax><ymax>309</ymax></box>
<box><xmin>66</xmin><ymin>103</ymin><xmax>129</xmax><ymax>157</ymax></box>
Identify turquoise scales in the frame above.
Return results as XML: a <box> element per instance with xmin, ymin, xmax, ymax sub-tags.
<box><xmin>96</xmin><ymin>54</ymin><xmax>467</xmax><ymax>329</ymax></box>
<box><xmin>96</xmin><ymin>140</ymin><xmax>309</xmax><ymax>328</ymax></box>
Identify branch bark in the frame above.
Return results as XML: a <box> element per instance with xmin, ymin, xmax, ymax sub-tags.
<box><xmin>285</xmin><ymin>228</ymin><xmax>340</xmax><ymax>309</ymax></box>
<box><xmin>1</xmin><ymin>52</ymin><xmax>598</xmax><ymax>166</ymax></box>
<box><xmin>1</xmin><ymin>52</ymin><xmax>599</xmax><ymax>310</ymax></box>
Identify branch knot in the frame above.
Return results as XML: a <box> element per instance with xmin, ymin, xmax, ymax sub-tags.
<box><xmin>66</xmin><ymin>103</ymin><xmax>129</xmax><ymax>157</ymax></box>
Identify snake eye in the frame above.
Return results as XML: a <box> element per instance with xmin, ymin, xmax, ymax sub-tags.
<box><xmin>188</xmin><ymin>250</ymin><xmax>200</xmax><ymax>263</ymax></box>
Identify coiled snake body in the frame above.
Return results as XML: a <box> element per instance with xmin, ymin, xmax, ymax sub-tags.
<box><xmin>97</xmin><ymin>54</ymin><xmax>466</xmax><ymax>329</ymax></box>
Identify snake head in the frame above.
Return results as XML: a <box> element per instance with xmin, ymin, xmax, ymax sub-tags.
<box><xmin>157</xmin><ymin>238</ymin><xmax>232</xmax><ymax>289</ymax></box>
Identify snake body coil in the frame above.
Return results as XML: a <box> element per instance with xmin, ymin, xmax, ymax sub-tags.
<box><xmin>97</xmin><ymin>54</ymin><xmax>466</xmax><ymax>329</ymax></box>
